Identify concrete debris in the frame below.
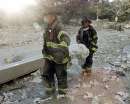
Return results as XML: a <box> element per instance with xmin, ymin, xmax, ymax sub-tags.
<box><xmin>1</xmin><ymin>82</ymin><xmax>25</xmax><ymax>92</ymax></box>
<box><xmin>74</xmin><ymin>83</ymin><xmax>81</xmax><ymax>88</ymax></box>
<box><xmin>102</xmin><ymin>77</ymin><xmax>109</xmax><ymax>83</ymax></box>
<box><xmin>33</xmin><ymin>98</ymin><xmax>41</xmax><ymax>104</ymax></box>
<box><xmin>30</xmin><ymin>77</ymin><xmax>42</xmax><ymax>83</ymax></box>
<box><xmin>84</xmin><ymin>92</ymin><xmax>93</xmax><ymax>99</ymax></box>
<box><xmin>0</xmin><ymin>26</ymin><xmax>130</xmax><ymax>104</ymax></box>
<box><xmin>115</xmin><ymin>95</ymin><xmax>125</xmax><ymax>104</ymax></box>
<box><xmin>0</xmin><ymin>95</ymin><xmax>5</xmax><ymax>104</ymax></box>
<box><xmin>111</xmin><ymin>75</ymin><xmax>118</xmax><ymax>80</ymax></box>
<box><xmin>104</xmin><ymin>85</ymin><xmax>109</xmax><ymax>90</ymax></box>
<box><xmin>116</xmin><ymin>91</ymin><xmax>129</xmax><ymax>100</ymax></box>
<box><xmin>116</xmin><ymin>70</ymin><xmax>126</xmax><ymax>77</ymax></box>
<box><xmin>92</xmin><ymin>96</ymin><xmax>100</xmax><ymax>104</ymax></box>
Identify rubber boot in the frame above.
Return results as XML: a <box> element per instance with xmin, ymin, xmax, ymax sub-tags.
<box><xmin>42</xmin><ymin>87</ymin><xmax>55</xmax><ymax>101</ymax></box>
<box><xmin>82</xmin><ymin>67</ymin><xmax>92</xmax><ymax>76</ymax></box>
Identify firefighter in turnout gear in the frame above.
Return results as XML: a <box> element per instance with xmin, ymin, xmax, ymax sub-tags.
<box><xmin>41</xmin><ymin>13</ymin><xmax>70</xmax><ymax>98</ymax></box>
<box><xmin>76</xmin><ymin>17</ymin><xmax>98</xmax><ymax>75</ymax></box>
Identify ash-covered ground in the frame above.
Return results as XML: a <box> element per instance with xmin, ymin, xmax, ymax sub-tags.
<box><xmin>0</xmin><ymin>25</ymin><xmax>130</xmax><ymax>104</ymax></box>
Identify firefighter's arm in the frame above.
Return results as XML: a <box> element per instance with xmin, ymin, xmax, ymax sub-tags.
<box><xmin>76</xmin><ymin>29</ymin><xmax>81</xmax><ymax>43</ymax></box>
<box><xmin>58</xmin><ymin>31</ymin><xmax>70</xmax><ymax>47</ymax></box>
<box><xmin>90</xmin><ymin>29</ymin><xmax>98</xmax><ymax>53</ymax></box>
<box><xmin>42</xmin><ymin>33</ymin><xmax>48</xmax><ymax>54</ymax></box>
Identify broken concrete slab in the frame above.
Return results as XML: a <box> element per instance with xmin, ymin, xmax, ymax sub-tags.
<box><xmin>0</xmin><ymin>52</ymin><xmax>44</xmax><ymax>85</ymax></box>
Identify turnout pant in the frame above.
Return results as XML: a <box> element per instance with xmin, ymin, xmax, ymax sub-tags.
<box><xmin>42</xmin><ymin>59</ymin><xmax>67</xmax><ymax>94</ymax></box>
<box><xmin>83</xmin><ymin>53</ymin><xmax>93</xmax><ymax>69</ymax></box>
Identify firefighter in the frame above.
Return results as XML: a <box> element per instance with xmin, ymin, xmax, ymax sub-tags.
<box><xmin>41</xmin><ymin>12</ymin><xmax>70</xmax><ymax>98</ymax></box>
<box><xmin>76</xmin><ymin>17</ymin><xmax>98</xmax><ymax>75</ymax></box>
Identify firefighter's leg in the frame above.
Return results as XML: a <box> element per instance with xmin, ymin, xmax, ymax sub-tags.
<box><xmin>41</xmin><ymin>59</ymin><xmax>55</xmax><ymax>96</ymax></box>
<box><xmin>83</xmin><ymin>53</ymin><xmax>93</xmax><ymax>69</ymax></box>
<box><xmin>55</xmin><ymin>63</ymin><xmax>68</xmax><ymax>95</ymax></box>
<box><xmin>82</xmin><ymin>53</ymin><xmax>93</xmax><ymax>76</ymax></box>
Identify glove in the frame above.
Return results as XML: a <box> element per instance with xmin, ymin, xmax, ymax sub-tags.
<box><xmin>42</xmin><ymin>44</ymin><xmax>48</xmax><ymax>54</ymax></box>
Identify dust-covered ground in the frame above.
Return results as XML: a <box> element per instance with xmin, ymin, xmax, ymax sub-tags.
<box><xmin>0</xmin><ymin>25</ymin><xmax>130</xmax><ymax>104</ymax></box>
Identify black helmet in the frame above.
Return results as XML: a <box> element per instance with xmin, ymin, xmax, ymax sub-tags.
<box><xmin>81</xmin><ymin>17</ymin><xmax>92</xmax><ymax>25</ymax></box>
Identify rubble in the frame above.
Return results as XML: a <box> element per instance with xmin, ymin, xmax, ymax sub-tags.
<box><xmin>0</xmin><ymin>26</ymin><xmax>130</xmax><ymax>104</ymax></box>
<box><xmin>84</xmin><ymin>92</ymin><xmax>93</xmax><ymax>99</ymax></box>
<box><xmin>116</xmin><ymin>91</ymin><xmax>129</xmax><ymax>101</ymax></box>
<box><xmin>116</xmin><ymin>70</ymin><xmax>126</xmax><ymax>77</ymax></box>
<box><xmin>0</xmin><ymin>95</ymin><xmax>5</xmax><ymax>104</ymax></box>
<box><xmin>91</xmin><ymin>96</ymin><xmax>100</xmax><ymax>104</ymax></box>
<box><xmin>67</xmin><ymin>69</ymin><xmax>127</xmax><ymax>104</ymax></box>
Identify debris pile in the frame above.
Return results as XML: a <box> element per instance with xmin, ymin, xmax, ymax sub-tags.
<box><xmin>67</xmin><ymin>69</ymin><xmax>128</xmax><ymax>104</ymax></box>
